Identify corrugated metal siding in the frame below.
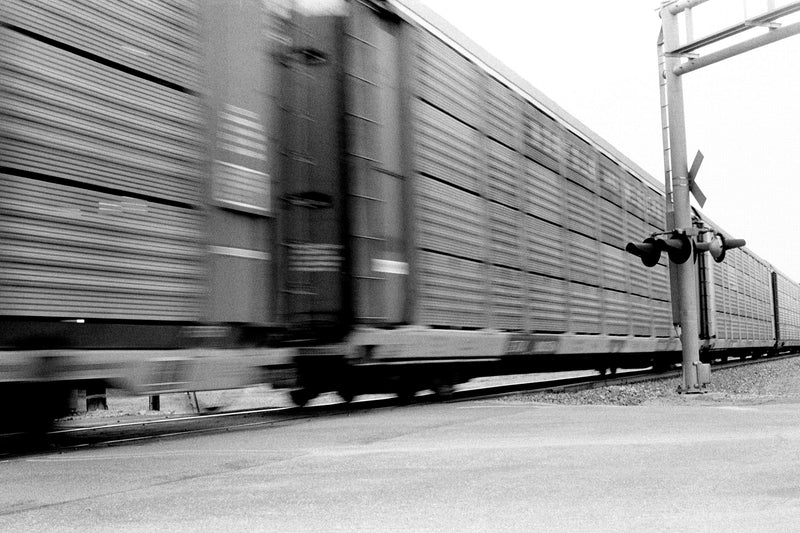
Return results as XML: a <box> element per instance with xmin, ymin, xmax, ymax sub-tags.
<box><xmin>412</xmin><ymin>30</ymin><xmax>488</xmax><ymax>328</ymax></box>
<box><xmin>524</xmin><ymin>216</ymin><xmax>564</xmax><ymax>278</ymax></box>
<box><xmin>415</xmin><ymin>30</ymin><xmax>480</xmax><ymax>127</ymax></box>
<box><xmin>524</xmin><ymin>159</ymin><xmax>563</xmax><ymax>224</ymax></box>
<box><xmin>622</xmin><ymin>173</ymin><xmax>645</xmax><ymax>222</ymax></box>
<box><xmin>762</xmin><ymin>273</ymin><xmax>776</xmax><ymax>338</ymax></box>
<box><xmin>0</xmin><ymin>174</ymin><xmax>204</xmax><ymax>319</ymax></box>
<box><xmin>775</xmin><ymin>271</ymin><xmax>800</xmax><ymax>343</ymax></box>
<box><xmin>416</xmin><ymin>176</ymin><xmax>485</xmax><ymax>260</ymax></box>
<box><xmin>490</xmin><ymin>265</ymin><xmax>524</xmax><ymax>330</ymax></box>
<box><xmin>523</xmin><ymin>104</ymin><xmax>561</xmax><ymax>174</ymax></box>
<box><xmin>486</xmin><ymin>139</ymin><xmax>521</xmax><ymax>208</ymax></box>
<box><xmin>601</xmin><ymin>244</ymin><xmax>627</xmax><ymax>292</ymax></box>
<box><xmin>599</xmin><ymin>198</ymin><xmax>624</xmax><ymax>247</ymax></box>
<box><xmin>1</xmin><ymin>0</ymin><xmax>201</xmax><ymax>91</ymax></box>
<box><xmin>407</xmin><ymin>24</ymin><xmax>677</xmax><ymax>338</ymax></box>
<box><xmin>631</xmin><ymin>294</ymin><xmax>654</xmax><ymax>336</ymax></box>
<box><xmin>567</xmin><ymin>233</ymin><xmax>600</xmax><ymax>286</ymax></box>
<box><xmin>564</xmin><ymin>180</ymin><xmax>597</xmax><ymax>238</ymax></box>
<box><xmin>650</xmin><ymin>264</ymin><xmax>671</xmax><ymax>302</ymax></box>
<box><xmin>712</xmin><ymin>249</ymin><xmax>774</xmax><ymax>342</ymax></box>
<box><xmin>622</xmin><ymin>211</ymin><xmax>644</xmax><ymax>247</ymax></box>
<box><xmin>0</xmin><ymin>2</ymin><xmax>209</xmax><ymax>323</ymax></box>
<box><xmin>415</xmin><ymin>101</ymin><xmax>481</xmax><ymax>192</ymax></box>
<box><xmin>629</xmin><ymin>255</ymin><xmax>650</xmax><ymax>298</ymax></box>
<box><xmin>0</xmin><ymin>29</ymin><xmax>204</xmax><ymax>204</ymax></box>
<box><xmin>604</xmin><ymin>289</ymin><xmax>631</xmax><ymax>335</ymax></box>
<box><xmin>714</xmin><ymin>260</ymin><xmax>733</xmax><ymax>339</ymax></box>
<box><xmin>527</xmin><ymin>273</ymin><xmax>568</xmax><ymax>332</ymax></box>
<box><xmin>645</xmin><ymin>221</ymin><xmax>664</xmax><ymax>239</ymax></box>
<box><xmin>598</xmin><ymin>156</ymin><xmax>624</xmax><ymax>207</ymax></box>
<box><xmin>652</xmin><ymin>300</ymin><xmax>674</xmax><ymax>337</ymax></box>
<box><xmin>417</xmin><ymin>251</ymin><xmax>485</xmax><ymax>328</ymax></box>
<box><xmin>644</xmin><ymin>188</ymin><xmax>665</xmax><ymax>228</ymax></box>
<box><xmin>568</xmin><ymin>283</ymin><xmax>601</xmax><ymax>334</ymax></box>
<box><xmin>649</xmin><ymin>263</ymin><xmax>673</xmax><ymax>337</ymax></box>
<box><xmin>484</xmin><ymin>77</ymin><xmax>521</xmax><ymax>149</ymax></box>
<box><xmin>488</xmin><ymin>202</ymin><xmax>521</xmax><ymax>269</ymax></box>
<box><xmin>563</xmin><ymin>132</ymin><xmax>596</xmax><ymax>192</ymax></box>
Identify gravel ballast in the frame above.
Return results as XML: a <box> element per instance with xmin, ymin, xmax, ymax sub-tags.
<box><xmin>506</xmin><ymin>356</ymin><xmax>800</xmax><ymax>406</ymax></box>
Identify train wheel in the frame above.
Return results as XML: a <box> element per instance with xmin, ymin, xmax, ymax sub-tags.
<box><xmin>289</xmin><ymin>388</ymin><xmax>316</xmax><ymax>407</ymax></box>
<box><xmin>2</xmin><ymin>383</ymin><xmax>68</xmax><ymax>434</ymax></box>
<box><xmin>395</xmin><ymin>385</ymin><xmax>417</xmax><ymax>404</ymax></box>
<box><xmin>652</xmin><ymin>358</ymin><xmax>672</xmax><ymax>373</ymax></box>
<box><xmin>432</xmin><ymin>381</ymin><xmax>454</xmax><ymax>399</ymax></box>
<box><xmin>337</xmin><ymin>388</ymin><xmax>356</xmax><ymax>404</ymax></box>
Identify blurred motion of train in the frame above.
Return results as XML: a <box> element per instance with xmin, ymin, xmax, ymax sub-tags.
<box><xmin>2</xmin><ymin>0</ymin><xmax>800</xmax><ymax>420</ymax></box>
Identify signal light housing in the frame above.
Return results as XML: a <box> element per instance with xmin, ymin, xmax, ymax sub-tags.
<box><xmin>658</xmin><ymin>231</ymin><xmax>693</xmax><ymax>264</ymax></box>
<box><xmin>625</xmin><ymin>238</ymin><xmax>661</xmax><ymax>267</ymax></box>
<box><xmin>695</xmin><ymin>233</ymin><xmax>746</xmax><ymax>263</ymax></box>
<box><xmin>626</xmin><ymin>231</ymin><xmax>693</xmax><ymax>267</ymax></box>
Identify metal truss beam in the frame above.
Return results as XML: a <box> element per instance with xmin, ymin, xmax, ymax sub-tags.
<box><xmin>669</xmin><ymin>0</ymin><xmax>800</xmax><ymax>56</ymax></box>
<box><xmin>675</xmin><ymin>19</ymin><xmax>800</xmax><ymax>74</ymax></box>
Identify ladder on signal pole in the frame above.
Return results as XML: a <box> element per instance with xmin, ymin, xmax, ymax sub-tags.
<box><xmin>656</xmin><ymin>29</ymin><xmax>682</xmax><ymax>328</ymax></box>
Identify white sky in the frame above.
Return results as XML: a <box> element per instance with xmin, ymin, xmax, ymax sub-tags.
<box><xmin>418</xmin><ymin>0</ymin><xmax>800</xmax><ymax>281</ymax></box>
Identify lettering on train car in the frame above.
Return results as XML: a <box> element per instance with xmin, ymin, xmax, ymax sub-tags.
<box><xmin>144</xmin><ymin>359</ymin><xmax>193</xmax><ymax>393</ymax></box>
<box><xmin>609</xmin><ymin>339</ymin><xmax>626</xmax><ymax>353</ymax></box>
<box><xmin>505</xmin><ymin>337</ymin><xmax>559</xmax><ymax>355</ymax></box>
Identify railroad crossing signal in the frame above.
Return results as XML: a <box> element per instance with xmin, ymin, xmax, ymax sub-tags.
<box><xmin>687</xmin><ymin>151</ymin><xmax>707</xmax><ymax>208</ymax></box>
<box><xmin>625</xmin><ymin>231</ymin><xmax>692</xmax><ymax>267</ymax></box>
<box><xmin>625</xmin><ymin>238</ymin><xmax>661</xmax><ymax>267</ymax></box>
<box><xmin>659</xmin><ymin>0</ymin><xmax>800</xmax><ymax>394</ymax></box>
<box><xmin>695</xmin><ymin>233</ymin><xmax>746</xmax><ymax>263</ymax></box>
<box><xmin>626</xmin><ymin>230</ymin><xmax>745</xmax><ymax>267</ymax></box>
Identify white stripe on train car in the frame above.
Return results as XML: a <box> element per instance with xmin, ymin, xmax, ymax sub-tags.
<box><xmin>372</xmin><ymin>259</ymin><xmax>409</xmax><ymax>275</ymax></box>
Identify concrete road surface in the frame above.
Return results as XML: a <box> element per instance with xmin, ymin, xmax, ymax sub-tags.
<box><xmin>2</xmin><ymin>400</ymin><xmax>800</xmax><ymax>531</ymax></box>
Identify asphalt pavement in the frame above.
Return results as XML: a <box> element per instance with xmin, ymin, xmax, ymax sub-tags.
<box><xmin>2</xmin><ymin>399</ymin><xmax>800</xmax><ymax>531</ymax></box>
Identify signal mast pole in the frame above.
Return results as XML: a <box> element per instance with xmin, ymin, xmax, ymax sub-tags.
<box><xmin>660</xmin><ymin>3</ymin><xmax>702</xmax><ymax>392</ymax></box>
<box><xmin>657</xmin><ymin>0</ymin><xmax>800</xmax><ymax>392</ymax></box>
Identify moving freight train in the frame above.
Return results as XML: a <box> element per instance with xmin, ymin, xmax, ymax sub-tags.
<box><xmin>1</xmin><ymin>0</ymin><xmax>799</xmax><ymax>416</ymax></box>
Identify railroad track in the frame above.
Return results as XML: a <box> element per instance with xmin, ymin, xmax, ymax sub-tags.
<box><xmin>3</xmin><ymin>351</ymin><xmax>798</xmax><ymax>458</ymax></box>
<box><xmin>461</xmin><ymin>350</ymin><xmax>800</xmax><ymax>401</ymax></box>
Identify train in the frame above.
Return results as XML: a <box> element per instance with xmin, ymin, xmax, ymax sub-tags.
<box><xmin>1</xmin><ymin>0</ymin><xmax>799</xmax><ymax>422</ymax></box>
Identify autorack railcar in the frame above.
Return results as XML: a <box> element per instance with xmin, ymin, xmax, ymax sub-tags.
<box><xmin>1</xmin><ymin>0</ymin><xmax>798</xmax><ymax>416</ymax></box>
<box><xmin>271</xmin><ymin>0</ymin><xmax>800</xmax><ymax>403</ymax></box>
<box><xmin>0</xmin><ymin>0</ymin><xmax>342</xmax><ymax>423</ymax></box>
